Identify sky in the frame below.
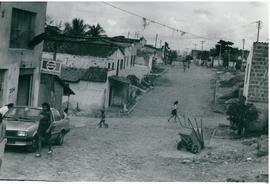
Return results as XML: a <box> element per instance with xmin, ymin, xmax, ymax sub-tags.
<box><xmin>47</xmin><ymin>1</ymin><xmax>269</xmax><ymax>53</ymax></box>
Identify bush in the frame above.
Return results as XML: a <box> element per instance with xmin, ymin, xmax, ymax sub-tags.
<box><xmin>226</xmin><ymin>98</ymin><xmax>259</xmax><ymax>135</ymax></box>
<box><xmin>127</xmin><ymin>75</ymin><xmax>140</xmax><ymax>86</ymax></box>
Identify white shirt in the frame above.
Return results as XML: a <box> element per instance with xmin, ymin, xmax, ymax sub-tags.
<box><xmin>0</xmin><ymin>106</ymin><xmax>9</xmax><ymax>116</ymax></box>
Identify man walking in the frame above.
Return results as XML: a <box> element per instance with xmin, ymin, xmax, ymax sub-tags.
<box><xmin>35</xmin><ymin>102</ymin><xmax>53</xmax><ymax>157</ymax></box>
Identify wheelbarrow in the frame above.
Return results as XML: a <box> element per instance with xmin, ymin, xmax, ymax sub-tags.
<box><xmin>177</xmin><ymin>118</ymin><xmax>204</xmax><ymax>154</ymax></box>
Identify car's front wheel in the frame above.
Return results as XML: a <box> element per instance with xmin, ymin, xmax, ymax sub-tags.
<box><xmin>55</xmin><ymin>131</ymin><xmax>65</xmax><ymax>145</ymax></box>
<box><xmin>27</xmin><ymin>138</ymin><xmax>38</xmax><ymax>153</ymax></box>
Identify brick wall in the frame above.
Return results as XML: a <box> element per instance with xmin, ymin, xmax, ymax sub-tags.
<box><xmin>247</xmin><ymin>42</ymin><xmax>268</xmax><ymax>103</ymax></box>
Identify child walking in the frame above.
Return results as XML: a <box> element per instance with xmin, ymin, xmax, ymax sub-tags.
<box><xmin>98</xmin><ymin>109</ymin><xmax>108</xmax><ymax>128</ymax></box>
<box><xmin>168</xmin><ymin>101</ymin><xmax>181</xmax><ymax>123</ymax></box>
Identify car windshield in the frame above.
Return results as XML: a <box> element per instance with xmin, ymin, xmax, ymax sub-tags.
<box><xmin>4</xmin><ymin>107</ymin><xmax>41</xmax><ymax>121</ymax></box>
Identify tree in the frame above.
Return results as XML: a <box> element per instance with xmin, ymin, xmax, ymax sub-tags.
<box><xmin>226</xmin><ymin>97</ymin><xmax>259</xmax><ymax>136</ymax></box>
<box><xmin>86</xmin><ymin>23</ymin><xmax>106</xmax><ymax>37</ymax></box>
<box><xmin>169</xmin><ymin>50</ymin><xmax>178</xmax><ymax>62</ymax></box>
<box><xmin>63</xmin><ymin>18</ymin><xmax>88</xmax><ymax>37</ymax></box>
<box><xmin>215</xmin><ymin>40</ymin><xmax>234</xmax><ymax>67</ymax></box>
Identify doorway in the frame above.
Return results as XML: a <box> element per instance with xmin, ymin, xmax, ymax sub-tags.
<box><xmin>16</xmin><ymin>74</ymin><xmax>32</xmax><ymax>106</ymax></box>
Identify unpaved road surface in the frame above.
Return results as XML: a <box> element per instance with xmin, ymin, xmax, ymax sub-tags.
<box><xmin>0</xmin><ymin>64</ymin><xmax>267</xmax><ymax>181</ymax></box>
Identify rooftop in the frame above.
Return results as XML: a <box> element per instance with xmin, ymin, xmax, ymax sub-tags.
<box><xmin>61</xmin><ymin>67</ymin><xmax>108</xmax><ymax>83</ymax></box>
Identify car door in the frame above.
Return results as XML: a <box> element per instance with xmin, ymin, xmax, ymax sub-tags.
<box><xmin>51</xmin><ymin>109</ymin><xmax>62</xmax><ymax>138</ymax></box>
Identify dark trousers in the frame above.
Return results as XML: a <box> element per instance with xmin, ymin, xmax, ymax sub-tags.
<box><xmin>98</xmin><ymin>119</ymin><xmax>108</xmax><ymax>128</ymax></box>
<box><xmin>37</xmin><ymin>132</ymin><xmax>52</xmax><ymax>153</ymax></box>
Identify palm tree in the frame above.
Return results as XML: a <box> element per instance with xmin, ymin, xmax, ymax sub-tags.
<box><xmin>86</xmin><ymin>23</ymin><xmax>106</xmax><ymax>37</ymax></box>
<box><xmin>63</xmin><ymin>18</ymin><xmax>88</xmax><ymax>37</ymax></box>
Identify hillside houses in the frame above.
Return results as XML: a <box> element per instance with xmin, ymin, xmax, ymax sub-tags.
<box><xmin>42</xmin><ymin>36</ymin><xmax>159</xmax><ymax>113</ymax></box>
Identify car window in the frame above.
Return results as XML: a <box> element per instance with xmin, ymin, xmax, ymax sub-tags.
<box><xmin>52</xmin><ymin>109</ymin><xmax>61</xmax><ymax>121</ymax></box>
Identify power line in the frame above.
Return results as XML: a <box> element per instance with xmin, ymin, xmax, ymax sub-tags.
<box><xmin>101</xmin><ymin>2</ymin><xmax>216</xmax><ymax>41</ymax></box>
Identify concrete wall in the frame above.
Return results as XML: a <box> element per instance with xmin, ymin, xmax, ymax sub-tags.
<box><xmin>63</xmin><ymin>81</ymin><xmax>107</xmax><ymax>112</ymax></box>
<box><xmin>243</xmin><ymin>46</ymin><xmax>253</xmax><ymax>98</ymax></box>
<box><xmin>244</xmin><ymin>42</ymin><xmax>268</xmax><ymax>103</ymax></box>
<box><xmin>0</xmin><ymin>2</ymin><xmax>47</xmax><ymax>106</ymax></box>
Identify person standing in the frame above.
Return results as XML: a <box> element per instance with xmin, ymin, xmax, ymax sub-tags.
<box><xmin>0</xmin><ymin>103</ymin><xmax>14</xmax><ymax>117</ymax></box>
<box><xmin>35</xmin><ymin>102</ymin><xmax>53</xmax><ymax>157</ymax></box>
<box><xmin>168</xmin><ymin>101</ymin><xmax>181</xmax><ymax>123</ymax></box>
<box><xmin>98</xmin><ymin>109</ymin><xmax>108</xmax><ymax>128</ymax></box>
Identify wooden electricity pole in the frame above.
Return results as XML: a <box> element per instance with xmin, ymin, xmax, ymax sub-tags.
<box><xmin>155</xmin><ymin>34</ymin><xmax>158</xmax><ymax>48</ymax></box>
<box><xmin>256</xmin><ymin>20</ymin><xmax>262</xmax><ymax>42</ymax></box>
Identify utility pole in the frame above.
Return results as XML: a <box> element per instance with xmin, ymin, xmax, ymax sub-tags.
<box><xmin>127</xmin><ymin>32</ymin><xmax>130</xmax><ymax>38</ymax></box>
<box><xmin>241</xmin><ymin>39</ymin><xmax>245</xmax><ymax>70</ymax></box>
<box><xmin>200</xmin><ymin>40</ymin><xmax>205</xmax><ymax>50</ymax></box>
<box><xmin>200</xmin><ymin>40</ymin><xmax>205</xmax><ymax>62</ymax></box>
<box><xmin>218</xmin><ymin>43</ymin><xmax>222</xmax><ymax>66</ymax></box>
<box><xmin>193</xmin><ymin>43</ymin><xmax>197</xmax><ymax>50</ymax></box>
<box><xmin>160</xmin><ymin>40</ymin><xmax>162</xmax><ymax>48</ymax></box>
<box><xmin>154</xmin><ymin>34</ymin><xmax>158</xmax><ymax>48</ymax></box>
<box><xmin>256</xmin><ymin>20</ymin><xmax>262</xmax><ymax>42</ymax></box>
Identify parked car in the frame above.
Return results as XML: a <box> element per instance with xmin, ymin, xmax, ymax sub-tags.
<box><xmin>3</xmin><ymin>106</ymin><xmax>70</xmax><ymax>152</ymax></box>
<box><xmin>0</xmin><ymin>114</ymin><xmax>7</xmax><ymax>168</ymax></box>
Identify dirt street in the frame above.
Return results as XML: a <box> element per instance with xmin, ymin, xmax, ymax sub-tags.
<box><xmin>0</xmin><ymin>64</ymin><xmax>267</xmax><ymax>181</ymax></box>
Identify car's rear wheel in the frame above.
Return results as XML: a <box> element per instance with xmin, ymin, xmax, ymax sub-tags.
<box><xmin>55</xmin><ymin>131</ymin><xmax>65</xmax><ymax>145</ymax></box>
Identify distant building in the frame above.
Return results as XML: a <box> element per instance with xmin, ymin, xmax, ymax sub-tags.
<box><xmin>243</xmin><ymin>42</ymin><xmax>268</xmax><ymax>106</ymax></box>
<box><xmin>0</xmin><ymin>2</ymin><xmax>47</xmax><ymax>106</ymax></box>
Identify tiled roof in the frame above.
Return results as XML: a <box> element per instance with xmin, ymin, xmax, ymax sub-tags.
<box><xmin>109</xmin><ymin>75</ymin><xmax>130</xmax><ymax>84</ymax></box>
<box><xmin>61</xmin><ymin>67</ymin><xmax>108</xmax><ymax>83</ymax></box>
<box><xmin>61</xmin><ymin>67</ymin><xmax>87</xmax><ymax>82</ymax></box>
<box><xmin>254</xmin><ymin>42</ymin><xmax>269</xmax><ymax>45</ymax></box>
<box><xmin>44</xmin><ymin>38</ymin><xmax>120</xmax><ymax>58</ymax></box>
<box><xmin>81</xmin><ymin>67</ymin><xmax>108</xmax><ymax>83</ymax></box>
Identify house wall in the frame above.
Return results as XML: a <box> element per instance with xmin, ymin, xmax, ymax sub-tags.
<box><xmin>243</xmin><ymin>47</ymin><xmax>253</xmax><ymax>98</ymax></box>
<box><xmin>0</xmin><ymin>2</ymin><xmax>47</xmax><ymax>106</ymax></box>
<box><xmin>228</xmin><ymin>61</ymin><xmax>236</xmax><ymax>68</ymax></box>
<box><xmin>43</xmin><ymin>49</ymin><xmax>126</xmax><ymax>76</ymax></box>
<box><xmin>244</xmin><ymin>43</ymin><xmax>268</xmax><ymax>103</ymax></box>
<box><xmin>63</xmin><ymin>80</ymin><xmax>108</xmax><ymax>112</ymax></box>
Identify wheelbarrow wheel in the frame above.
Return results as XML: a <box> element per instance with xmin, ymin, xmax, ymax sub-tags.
<box><xmin>177</xmin><ymin>141</ymin><xmax>183</xmax><ymax>150</ymax></box>
<box><xmin>191</xmin><ymin>145</ymin><xmax>199</xmax><ymax>154</ymax></box>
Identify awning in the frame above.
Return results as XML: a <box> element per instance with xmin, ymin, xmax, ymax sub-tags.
<box><xmin>55</xmin><ymin>76</ymin><xmax>75</xmax><ymax>95</ymax></box>
<box><xmin>109</xmin><ymin>75</ymin><xmax>130</xmax><ymax>86</ymax></box>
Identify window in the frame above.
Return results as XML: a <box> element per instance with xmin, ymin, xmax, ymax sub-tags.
<box><xmin>126</xmin><ymin>57</ymin><xmax>129</xmax><ymax>67</ymax></box>
<box><xmin>108</xmin><ymin>63</ymin><xmax>111</xmax><ymax>69</ymax></box>
<box><xmin>120</xmin><ymin>59</ymin><xmax>123</xmax><ymax>70</ymax></box>
<box><xmin>123</xmin><ymin>58</ymin><xmax>126</xmax><ymax>69</ymax></box>
<box><xmin>52</xmin><ymin>109</ymin><xmax>61</xmax><ymax>121</ymax></box>
<box><xmin>133</xmin><ymin>56</ymin><xmax>136</xmax><ymax>66</ymax></box>
<box><xmin>130</xmin><ymin>56</ymin><xmax>132</xmax><ymax>67</ymax></box>
<box><xmin>112</xmin><ymin>62</ymin><xmax>115</xmax><ymax>70</ymax></box>
<box><xmin>10</xmin><ymin>8</ymin><xmax>36</xmax><ymax>49</ymax></box>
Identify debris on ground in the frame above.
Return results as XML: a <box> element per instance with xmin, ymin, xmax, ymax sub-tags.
<box><xmin>257</xmin><ymin>135</ymin><xmax>268</xmax><ymax>157</ymax></box>
<box><xmin>255</xmin><ymin>173</ymin><xmax>268</xmax><ymax>182</ymax></box>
